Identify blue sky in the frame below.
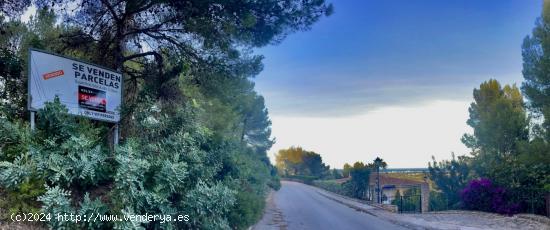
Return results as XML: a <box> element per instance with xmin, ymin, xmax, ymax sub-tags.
<box><xmin>255</xmin><ymin>0</ymin><xmax>541</xmax><ymax>117</ymax></box>
<box><xmin>254</xmin><ymin>1</ymin><xmax>543</xmax><ymax>168</ymax></box>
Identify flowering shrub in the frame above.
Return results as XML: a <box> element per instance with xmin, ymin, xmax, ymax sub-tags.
<box><xmin>460</xmin><ymin>178</ymin><xmax>520</xmax><ymax>215</ymax></box>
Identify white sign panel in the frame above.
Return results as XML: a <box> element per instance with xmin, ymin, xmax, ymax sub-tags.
<box><xmin>29</xmin><ymin>49</ymin><xmax>122</xmax><ymax>122</ymax></box>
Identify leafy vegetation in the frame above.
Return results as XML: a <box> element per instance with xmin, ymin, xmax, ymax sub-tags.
<box><xmin>312</xmin><ymin>180</ymin><xmax>351</xmax><ymax>197</ymax></box>
<box><xmin>427</xmin><ymin>3</ymin><xmax>550</xmax><ymax>216</ymax></box>
<box><xmin>342</xmin><ymin>163</ymin><xmax>351</xmax><ymax>178</ymax></box>
<box><xmin>430</xmin><ymin>78</ymin><xmax>549</xmax><ymax>215</ymax></box>
<box><xmin>390</xmin><ymin>188</ymin><xmax>421</xmax><ymax>213</ymax></box>
<box><xmin>428</xmin><ymin>191</ymin><xmax>449</xmax><ymax>212</ymax></box>
<box><xmin>428</xmin><ymin>153</ymin><xmax>471</xmax><ymax>208</ymax></box>
<box><xmin>460</xmin><ymin>178</ymin><xmax>520</xmax><ymax>215</ymax></box>
<box><xmin>0</xmin><ymin>0</ymin><xmax>332</xmax><ymax>229</ymax></box>
<box><xmin>275</xmin><ymin>146</ymin><xmax>330</xmax><ymax>179</ymax></box>
<box><xmin>346</xmin><ymin>162</ymin><xmax>372</xmax><ymax>199</ymax></box>
<box><xmin>313</xmin><ymin>158</ymin><xmax>386</xmax><ymax>201</ymax></box>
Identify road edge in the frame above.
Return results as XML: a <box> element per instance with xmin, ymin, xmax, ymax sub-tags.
<box><xmin>306</xmin><ymin>183</ymin><xmax>440</xmax><ymax>230</ymax></box>
<box><xmin>250</xmin><ymin>189</ymin><xmax>288</xmax><ymax>230</ymax></box>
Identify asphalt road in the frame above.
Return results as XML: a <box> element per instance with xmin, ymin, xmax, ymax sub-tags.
<box><xmin>254</xmin><ymin>181</ymin><xmax>408</xmax><ymax>230</ymax></box>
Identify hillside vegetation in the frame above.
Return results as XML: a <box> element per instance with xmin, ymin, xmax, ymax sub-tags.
<box><xmin>0</xmin><ymin>1</ymin><xmax>332</xmax><ymax>229</ymax></box>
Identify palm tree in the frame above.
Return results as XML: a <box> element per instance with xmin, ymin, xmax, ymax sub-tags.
<box><xmin>374</xmin><ymin>157</ymin><xmax>387</xmax><ymax>169</ymax></box>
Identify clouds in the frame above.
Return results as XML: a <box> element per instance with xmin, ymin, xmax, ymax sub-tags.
<box><xmin>258</xmin><ymin>72</ymin><xmax>478</xmax><ymax>117</ymax></box>
<box><xmin>268</xmin><ymin>100</ymin><xmax>472</xmax><ymax>168</ymax></box>
<box><xmin>254</xmin><ymin>0</ymin><xmax>539</xmax><ymax>117</ymax></box>
<box><xmin>252</xmin><ymin>1</ymin><xmax>541</xmax><ymax>167</ymax></box>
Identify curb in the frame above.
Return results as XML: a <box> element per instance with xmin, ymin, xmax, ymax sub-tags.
<box><xmin>311</xmin><ymin>185</ymin><xmax>439</xmax><ymax>230</ymax></box>
<box><xmin>515</xmin><ymin>214</ymin><xmax>550</xmax><ymax>227</ymax></box>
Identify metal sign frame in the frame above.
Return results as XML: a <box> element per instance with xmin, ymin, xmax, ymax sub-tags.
<box><xmin>27</xmin><ymin>48</ymin><xmax>123</xmax><ymax>144</ymax></box>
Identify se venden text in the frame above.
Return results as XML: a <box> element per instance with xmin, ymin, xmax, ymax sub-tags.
<box><xmin>72</xmin><ymin>63</ymin><xmax>121</xmax><ymax>89</ymax></box>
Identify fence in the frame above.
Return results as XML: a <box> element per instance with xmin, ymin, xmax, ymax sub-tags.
<box><xmin>385</xmin><ymin>194</ymin><xmax>422</xmax><ymax>213</ymax></box>
<box><xmin>516</xmin><ymin>189</ymin><xmax>548</xmax><ymax>216</ymax></box>
<box><xmin>313</xmin><ymin>180</ymin><xmax>548</xmax><ymax>216</ymax></box>
<box><xmin>426</xmin><ymin>190</ymin><xmax>548</xmax><ymax>216</ymax></box>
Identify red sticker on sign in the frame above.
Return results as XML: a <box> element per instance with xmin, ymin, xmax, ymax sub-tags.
<box><xmin>43</xmin><ymin>70</ymin><xmax>65</xmax><ymax>80</ymax></box>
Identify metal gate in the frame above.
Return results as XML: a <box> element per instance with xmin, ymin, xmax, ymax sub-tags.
<box><xmin>396</xmin><ymin>194</ymin><xmax>422</xmax><ymax>213</ymax></box>
<box><xmin>387</xmin><ymin>186</ymin><xmax>423</xmax><ymax>213</ymax></box>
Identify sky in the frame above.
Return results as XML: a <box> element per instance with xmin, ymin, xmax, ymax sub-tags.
<box><xmin>254</xmin><ymin>0</ymin><xmax>543</xmax><ymax>168</ymax></box>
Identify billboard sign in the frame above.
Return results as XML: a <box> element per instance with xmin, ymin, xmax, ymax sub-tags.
<box><xmin>28</xmin><ymin>49</ymin><xmax>122</xmax><ymax>122</ymax></box>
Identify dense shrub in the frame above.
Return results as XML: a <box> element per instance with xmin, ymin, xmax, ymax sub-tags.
<box><xmin>314</xmin><ymin>180</ymin><xmax>343</xmax><ymax>194</ymax></box>
<box><xmin>283</xmin><ymin>175</ymin><xmax>319</xmax><ymax>184</ymax></box>
<box><xmin>348</xmin><ymin>163</ymin><xmax>371</xmax><ymax>199</ymax></box>
<box><xmin>275</xmin><ymin>147</ymin><xmax>330</xmax><ymax>178</ymax></box>
<box><xmin>0</xmin><ymin>99</ymin><xmax>276</xmax><ymax>229</ymax></box>
<box><xmin>460</xmin><ymin>178</ymin><xmax>520</xmax><ymax>215</ymax></box>
<box><xmin>428</xmin><ymin>154</ymin><xmax>471</xmax><ymax>208</ymax></box>
<box><xmin>0</xmin><ymin>178</ymin><xmax>45</xmax><ymax>218</ymax></box>
<box><xmin>228</xmin><ymin>190</ymin><xmax>265</xmax><ymax>230</ymax></box>
<box><xmin>429</xmin><ymin>191</ymin><xmax>450</xmax><ymax>211</ymax></box>
<box><xmin>313</xmin><ymin>162</ymin><xmax>373</xmax><ymax>200</ymax></box>
<box><xmin>268</xmin><ymin>173</ymin><xmax>282</xmax><ymax>191</ymax></box>
<box><xmin>313</xmin><ymin>180</ymin><xmax>356</xmax><ymax>198</ymax></box>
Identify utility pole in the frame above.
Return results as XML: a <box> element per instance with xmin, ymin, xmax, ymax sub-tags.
<box><xmin>374</xmin><ymin>157</ymin><xmax>382</xmax><ymax>204</ymax></box>
<box><xmin>376</xmin><ymin>163</ymin><xmax>380</xmax><ymax>203</ymax></box>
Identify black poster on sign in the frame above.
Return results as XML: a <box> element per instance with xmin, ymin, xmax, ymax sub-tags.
<box><xmin>78</xmin><ymin>85</ymin><xmax>106</xmax><ymax>112</ymax></box>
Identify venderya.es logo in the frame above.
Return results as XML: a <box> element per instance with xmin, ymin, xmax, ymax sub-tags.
<box><xmin>42</xmin><ymin>70</ymin><xmax>64</xmax><ymax>80</ymax></box>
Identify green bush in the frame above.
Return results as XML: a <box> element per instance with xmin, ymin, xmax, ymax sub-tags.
<box><xmin>0</xmin><ymin>178</ymin><xmax>45</xmax><ymax>219</ymax></box>
<box><xmin>0</xmin><ymin>99</ymin><xmax>275</xmax><ymax>229</ymax></box>
<box><xmin>429</xmin><ymin>191</ymin><xmax>449</xmax><ymax>211</ymax></box>
<box><xmin>391</xmin><ymin>188</ymin><xmax>421</xmax><ymax>213</ymax></box>
<box><xmin>268</xmin><ymin>174</ymin><xmax>282</xmax><ymax>191</ymax></box>
<box><xmin>313</xmin><ymin>180</ymin><xmax>354</xmax><ymax>197</ymax></box>
<box><xmin>228</xmin><ymin>189</ymin><xmax>265</xmax><ymax>230</ymax></box>
<box><xmin>283</xmin><ymin>175</ymin><xmax>318</xmax><ymax>184</ymax></box>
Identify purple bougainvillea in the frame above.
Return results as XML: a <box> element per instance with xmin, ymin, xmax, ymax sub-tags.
<box><xmin>460</xmin><ymin>178</ymin><xmax>520</xmax><ymax>215</ymax></box>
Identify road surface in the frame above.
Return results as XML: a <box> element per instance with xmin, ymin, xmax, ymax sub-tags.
<box><xmin>254</xmin><ymin>181</ymin><xmax>408</xmax><ymax>230</ymax></box>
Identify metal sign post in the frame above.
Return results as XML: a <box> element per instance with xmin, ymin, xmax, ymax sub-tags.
<box><xmin>30</xmin><ymin>111</ymin><xmax>35</xmax><ymax>131</ymax></box>
<box><xmin>114</xmin><ymin>123</ymin><xmax>119</xmax><ymax>145</ymax></box>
